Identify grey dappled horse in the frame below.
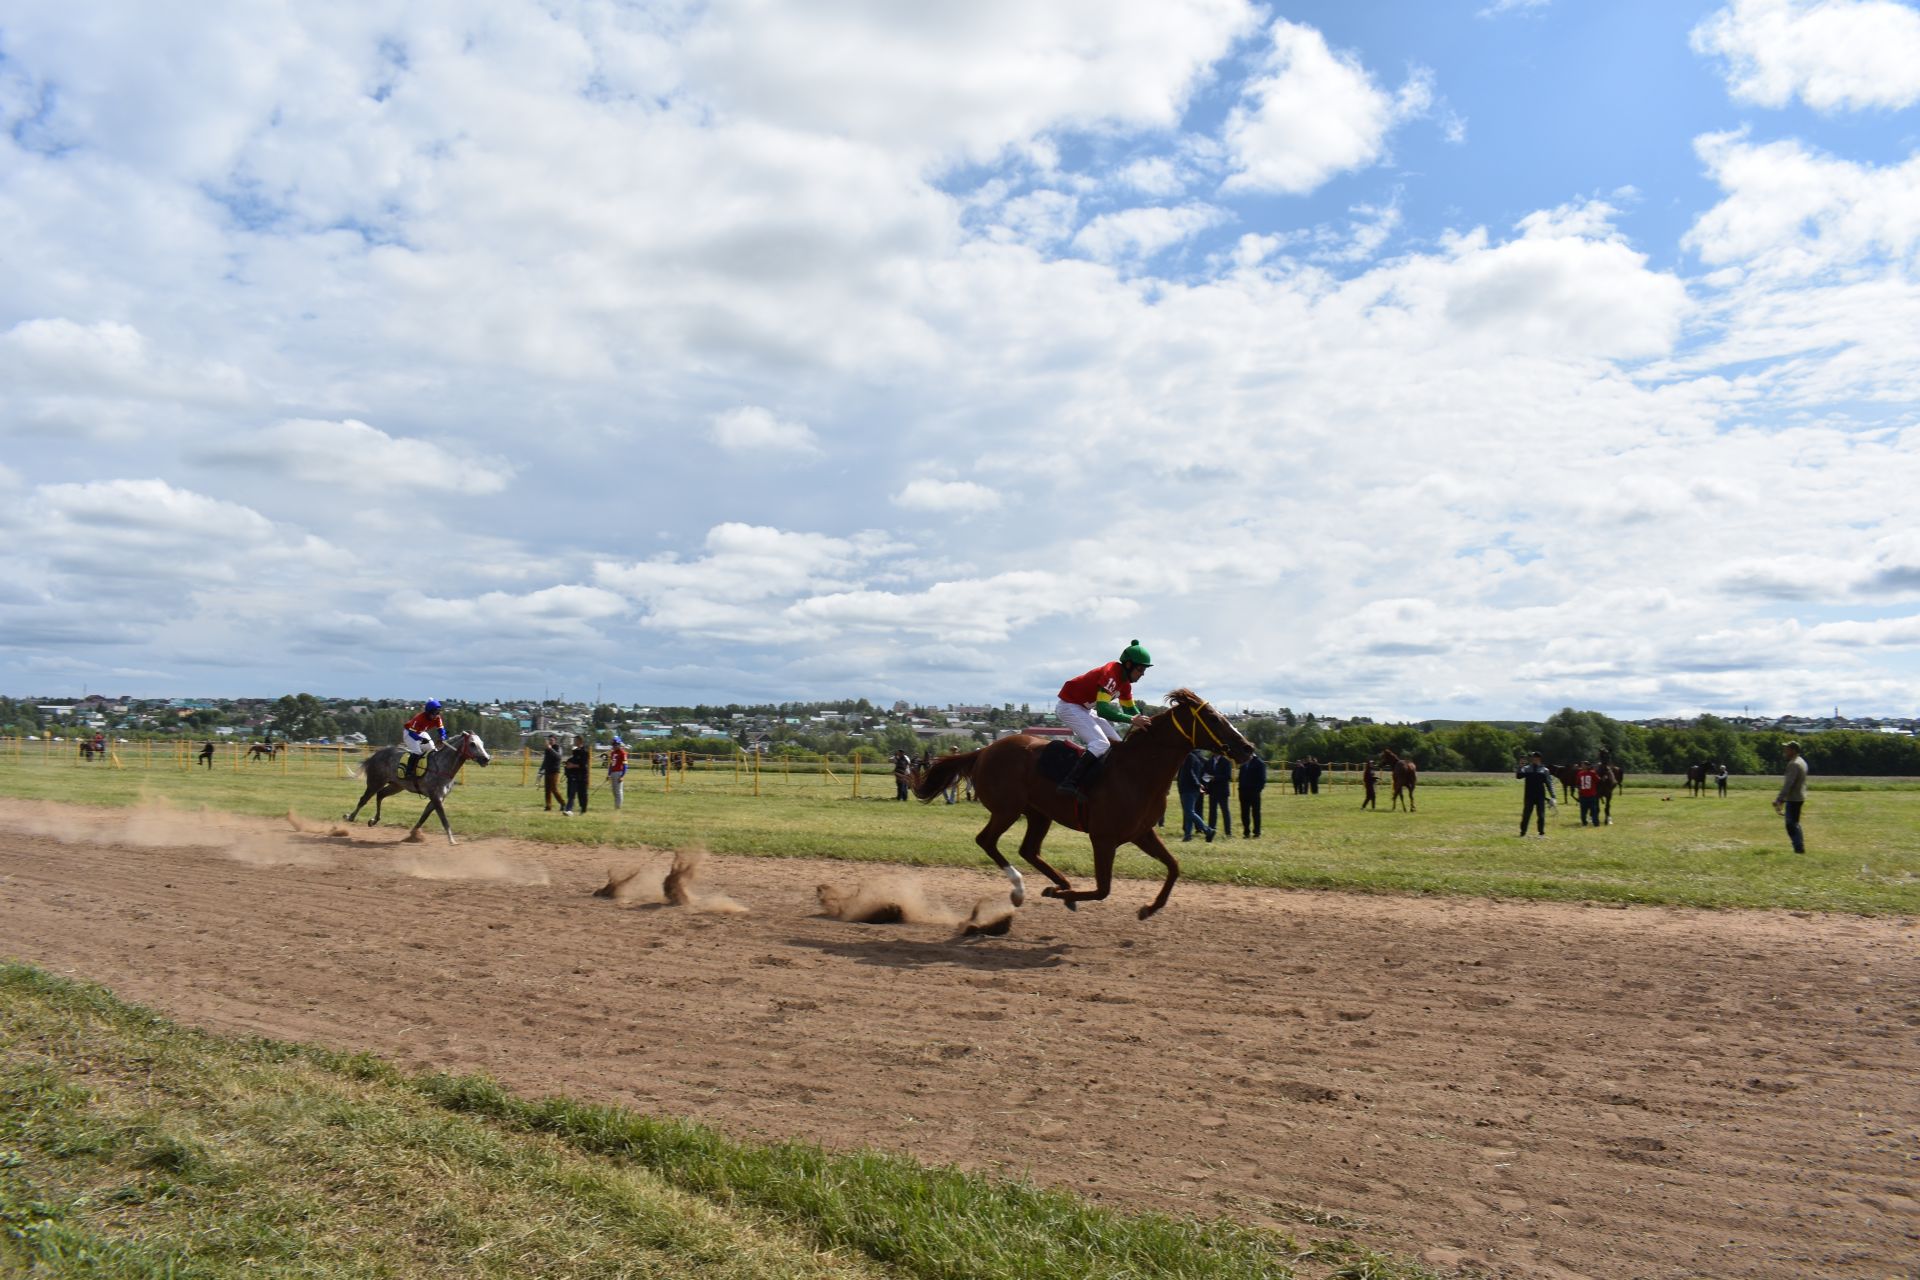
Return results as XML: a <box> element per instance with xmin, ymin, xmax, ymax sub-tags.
<box><xmin>343</xmin><ymin>730</ymin><xmax>492</xmax><ymax>844</ymax></box>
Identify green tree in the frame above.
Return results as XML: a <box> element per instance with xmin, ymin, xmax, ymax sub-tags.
<box><xmin>1436</xmin><ymin>722</ymin><xmax>1526</xmax><ymax>770</ymax></box>
<box><xmin>268</xmin><ymin>693</ymin><xmax>339</xmax><ymax>742</ymax></box>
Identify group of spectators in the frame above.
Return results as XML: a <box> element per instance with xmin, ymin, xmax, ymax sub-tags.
<box><xmin>1514</xmin><ymin>744</ymin><xmax>1811</xmax><ymax>853</ymax></box>
<box><xmin>537</xmin><ymin>733</ymin><xmax>629</xmax><ymax>815</ymax></box>
<box><xmin>1173</xmin><ymin>749</ymin><xmax>1268</xmax><ymax>842</ymax></box>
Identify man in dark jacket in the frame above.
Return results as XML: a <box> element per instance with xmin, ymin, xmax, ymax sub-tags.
<box><xmin>1177</xmin><ymin>749</ymin><xmax>1213</xmax><ymax>842</ymax></box>
<box><xmin>1516</xmin><ymin>751</ymin><xmax>1554</xmax><ymax>836</ymax></box>
<box><xmin>1238</xmin><ymin>752</ymin><xmax>1268</xmax><ymax>838</ymax></box>
<box><xmin>539</xmin><ymin>734</ymin><xmax>563</xmax><ymax>811</ymax></box>
<box><xmin>561</xmin><ymin>735</ymin><xmax>590</xmax><ymax>815</ymax></box>
<box><xmin>1205</xmin><ymin>751</ymin><xmax>1233</xmax><ymax>837</ymax></box>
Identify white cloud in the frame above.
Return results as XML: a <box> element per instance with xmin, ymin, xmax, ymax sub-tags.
<box><xmin>1685</xmin><ymin>131</ymin><xmax>1920</xmax><ymax>274</ymax></box>
<box><xmin>1072</xmin><ymin>203</ymin><xmax>1229</xmax><ymax>263</ymax></box>
<box><xmin>1222</xmin><ymin>20</ymin><xmax>1433</xmax><ymax>195</ymax></box>
<box><xmin>1807</xmin><ymin>614</ymin><xmax>1920</xmax><ymax>646</ymax></box>
<box><xmin>891</xmin><ymin>479</ymin><xmax>1003</xmax><ymax>514</ymax></box>
<box><xmin>202</xmin><ymin>419</ymin><xmax>513</xmax><ymax>494</ymax></box>
<box><xmin>1694</xmin><ymin>0</ymin><xmax>1920</xmax><ymax>112</ymax></box>
<box><xmin>1118</xmin><ymin>156</ymin><xmax>1187</xmax><ymax>197</ymax></box>
<box><xmin>709</xmin><ymin>406</ymin><xmax>822</xmax><ymax>455</ymax></box>
<box><xmin>684</xmin><ymin>0</ymin><xmax>1259</xmax><ymax>163</ymax></box>
<box><xmin>788</xmin><ymin>572</ymin><xmax>1138</xmax><ymax>644</ymax></box>
<box><xmin>393</xmin><ymin>584</ymin><xmax>630</xmax><ymax>640</ymax></box>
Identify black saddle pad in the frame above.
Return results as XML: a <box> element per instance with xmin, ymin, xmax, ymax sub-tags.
<box><xmin>1035</xmin><ymin>738</ymin><xmax>1085</xmax><ymax>785</ymax></box>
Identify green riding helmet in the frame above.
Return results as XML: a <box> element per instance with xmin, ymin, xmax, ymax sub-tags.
<box><xmin>1119</xmin><ymin>640</ymin><xmax>1153</xmax><ymax>668</ymax></box>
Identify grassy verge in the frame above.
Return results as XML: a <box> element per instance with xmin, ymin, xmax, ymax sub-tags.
<box><xmin>0</xmin><ymin>964</ymin><xmax>1436</xmax><ymax>1280</ymax></box>
<box><xmin>1</xmin><ymin>754</ymin><xmax>1916</xmax><ymax>912</ymax></box>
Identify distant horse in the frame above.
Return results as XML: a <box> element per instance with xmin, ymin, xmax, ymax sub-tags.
<box><xmin>78</xmin><ymin>739</ymin><xmax>104</xmax><ymax>763</ymax></box>
<box><xmin>1684</xmin><ymin>762</ymin><xmax>1712</xmax><ymax>798</ymax></box>
<box><xmin>343</xmin><ymin>731</ymin><xmax>493</xmax><ymax>844</ymax></box>
<box><xmin>246</xmin><ymin>741</ymin><xmax>283</xmax><ymax>761</ymax></box>
<box><xmin>913</xmin><ymin>689</ymin><xmax>1254</xmax><ymax>920</ymax></box>
<box><xmin>1377</xmin><ymin>748</ymin><xmax>1418</xmax><ymax>811</ymax></box>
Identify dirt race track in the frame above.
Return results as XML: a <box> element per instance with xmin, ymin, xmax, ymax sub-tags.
<box><xmin>1</xmin><ymin>799</ymin><xmax>1915</xmax><ymax>1280</ymax></box>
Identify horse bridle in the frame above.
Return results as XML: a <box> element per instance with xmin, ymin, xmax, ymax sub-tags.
<box><xmin>1168</xmin><ymin>697</ymin><xmax>1229</xmax><ymax>751</ymax></box>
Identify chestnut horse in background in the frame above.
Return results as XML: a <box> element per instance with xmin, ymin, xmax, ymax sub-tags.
<box><xmin>1376</xmin><ymin>747</ymin><xmax>1418</xmax><ymax>811</ymax></box>
<box><xmin>914</xmin><ymin>689</ymin><xmax>1254</xmax><ymax>920</ymax></box>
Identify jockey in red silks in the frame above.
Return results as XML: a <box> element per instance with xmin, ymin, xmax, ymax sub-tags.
<box><xmin>1053</xmin><ymin>640</ymin><xmax>1153</xmax><ymax>799</ymax></box>
<box><xmin>402</xmin><ymin>699</ymin><xmax>446</xmax><ymax>774</ymax></box>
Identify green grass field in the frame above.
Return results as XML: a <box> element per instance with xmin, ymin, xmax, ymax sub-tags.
<box><xmin>2</xmin><ymin>747</ymin><xmax>1915</xmax><ymax>913</ymax></box>
<box><xmin>0</xmin><ymin>964</ymin><xmax>1433</xmax><ymax>1280</ymax></box>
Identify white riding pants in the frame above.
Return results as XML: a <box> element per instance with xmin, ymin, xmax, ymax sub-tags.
<box><xmin>402</xmin><ymin>730</ymin><xmax>432</xmax><ymax>756</ymax></box>
<box><xmin>1056</xmin><ymin>700</ymin><xmax>1125</xmax><ymax>758</ymax></box>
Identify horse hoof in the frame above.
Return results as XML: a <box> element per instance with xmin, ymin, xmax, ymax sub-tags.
<box><xmin>1009</xmin><ymin>886</ymin><xmax>1025</xmax><ymax>907</ymax></box>
<box><xmin>1040</xmin><ymin>885</ymin><xmax>1059</xmax><ymax>898</ymax></box>
<box><xmin>1061</xmin><ymin>898</ymin><xmax>1078</xmax><ymax>912</ymax></box>
<box><xmin>1137</xmin><ymin>904</ymin><xmax>1159</xmax><ymax>921</ymax></box>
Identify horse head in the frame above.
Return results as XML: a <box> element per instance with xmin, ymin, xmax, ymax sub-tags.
<box><xmin>1159</xmin><ymin>688</ymin><xmax>1256</xmax><ymax>763</ymax></box>
<box><xmin>454</xmin><ymin>731</ymin><xmax>492</xmax><ymax>767</ymax></box>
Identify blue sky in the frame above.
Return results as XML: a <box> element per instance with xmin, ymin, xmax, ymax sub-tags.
<box><xmin>3</xmin><ymin>0</ymin><xmax>1919</xmax><ymax>718</ymax></box>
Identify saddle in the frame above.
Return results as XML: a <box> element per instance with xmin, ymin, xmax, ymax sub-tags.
<box><xmin>1035</xmin><ymin>739</ymin><xmax>1094</xmax><ymax>832</ymax></box>
<box><xmin>401</xmin><ymin>751</ymin><xmax>431</xmax><ymax>780</ymax></box>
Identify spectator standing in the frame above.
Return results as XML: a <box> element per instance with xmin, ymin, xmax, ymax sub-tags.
<box><xmin>1360</xmin><ymin>759</ymin><xmax>1378</xmax><ymax>810</ymax></box>
<box><xmin>1177</xmin><ymin>749</ymin><xmax>1214</xmax><ymax>842</ymax></box>
<box><xmin>538</xmin><ymin>735</ymin><xmax>563</xmax><ymax>811</ymax></box>
<box><xmin>1516</xmin><ymin>751</ymin><xmax>1554</xmax><ymax>836</ymax></box>
<box><xmin>1715</xmin><ymin>764</ymin><xmax>1729</xmax><ymax>798</ymax></box>
<box><xmin>892</xmin><ymin>750</ymin><xmax>913</xmax><ymax>801</ymax></box>
<box><xmin>1204</xmin><ymin>751</ymin><xmax>1233</xmax><ymax>837</ymax></box>
<box><xmin>198</xmin><ymin>741</ymin><xmax>216</xmax><ymax>769</ymax></box>
<box><xmin>606</xmin><ymin>736</ymin><xmax>628</xmax><ymax>810</ymax></box>
<box><xmin>1239</xmin><ymin>752</ymin><xmax>1268</xmax><ymax>838</ymax></box>
<box><xmin>561</xmin><ymin>735</ymin><xmax>590</xmax><ymax>815</ymax></box>
<box><xmin>1773</xmin><ymin>742</ymin><xmax>1809</xmax><ymax>854</ymax></box>
<box><xmin>1307</xmin><ymin>757</ymin><xmax>1323</xmax><ymax>795</ymax></box>
<box><xmin>1575</xmin><ymin>760</ymin><xmax>1600</xmax><ymax>827</ymax></box>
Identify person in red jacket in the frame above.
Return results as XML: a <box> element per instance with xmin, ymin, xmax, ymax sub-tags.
<box><xmin>606</xmin><ymin>736</ymin><xmax>629</xmax><ymax>810</ymax></box>
<box><xmin>400</xmin><ymin>699</ymin><xmax>446</xmax><ymax>778</ymax></box>
<box><xmin>1053</xmin><ymin>640</ymin><xmax>1153</xmax><ymax>799</ymax></box>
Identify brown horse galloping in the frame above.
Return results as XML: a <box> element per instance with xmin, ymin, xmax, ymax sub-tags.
<box><xmin>1376</xmin><ymin>747</ymin><xmax>1418</xmax><ymax>811</ymax></box>
<box><xmin>914</xmin><ymin>689</ymin><xmax>1254</xmax><ymax>920</ymax></box>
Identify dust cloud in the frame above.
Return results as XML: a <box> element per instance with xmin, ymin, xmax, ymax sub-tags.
<box><xmin>591</xmin><ymin>849</ymin><xmax>745</xmax><ymax>914</ymax></box>
<box><xmin>388</xmin><ymin>845</ymin><xmax>551</xmax><ymax>885</ymax></box>
<box><xmin>0</xmin><ymin>796</ymin><xmax>333</xmax><ymax>867</ymax></box>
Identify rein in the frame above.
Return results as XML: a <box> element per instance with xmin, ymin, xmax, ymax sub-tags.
<box><xmin>1167</xmin><ymin>699</ymin><xmax>1227</xmax><ymax>751</ymax></box>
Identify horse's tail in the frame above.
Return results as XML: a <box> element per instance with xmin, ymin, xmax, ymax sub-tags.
<box><xmin>914</xmin><ymin>751</ymin><xmax>979</xmax><ymax>802</ymax></box>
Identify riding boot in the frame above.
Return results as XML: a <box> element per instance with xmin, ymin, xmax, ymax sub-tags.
<box><xmin>1056</xmin><ymin>750</ymin><xmax>1104</xmax><ymax>800</ymax></box>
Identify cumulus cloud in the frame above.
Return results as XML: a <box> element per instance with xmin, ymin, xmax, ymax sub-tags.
<box><xmin>1693</xmin><ymin>0</ymin><xmax>1920</xmax><ymax>112</ymax></box>
<box><xmin>1071</xmin><ymin>203</ymin><xmax>1229</xmax><ymax>263</ymax></box>
<box><xmin>890</xmin><ymin>479</ymin><xmax>1003</xmax><ymax>514</ymax></box>
<box><xmin>684</xmin><ymin>0</ymin><xmax>1258</xmax><ymax>163</ymax></box>
<box><xmin>709</xmin><ymin>406</ymin><xmax>822</xmax><ymax>455</ymax></box>
<box><xmin>788</xmin><ymin>572</ymin><xmax>1138</xmax><ymax>643</ymax></box>
<box><xmin>1222</xmin><ymin>19</ymin><xmax>1433</xmax><ymax>195</ymax></box>
<box><xmin>1685</xmin><ymin>131</ymin><xmax>1920</xmax><ymax>274</ymax></box>
<box><xmin>1807</xmin><ymin>614</ymin><xmax>1920</xmax><ymax>646</ymax></box>
<box><xmin>201</xmin><ymin>419</ymin><xmax>513</xmax><ymax>494</ymax></box>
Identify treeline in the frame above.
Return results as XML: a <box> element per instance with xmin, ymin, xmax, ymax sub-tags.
<box><xmin>1254</xmin><ymin>708</ymin><xmax>1920</xmax><ymax>777</ymax></box>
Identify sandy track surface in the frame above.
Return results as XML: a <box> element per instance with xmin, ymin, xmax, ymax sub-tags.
<box><xmin>0</xmin><ymin>798</ymin><xmax>1914</xmax><ymax>1279</ymax></box>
